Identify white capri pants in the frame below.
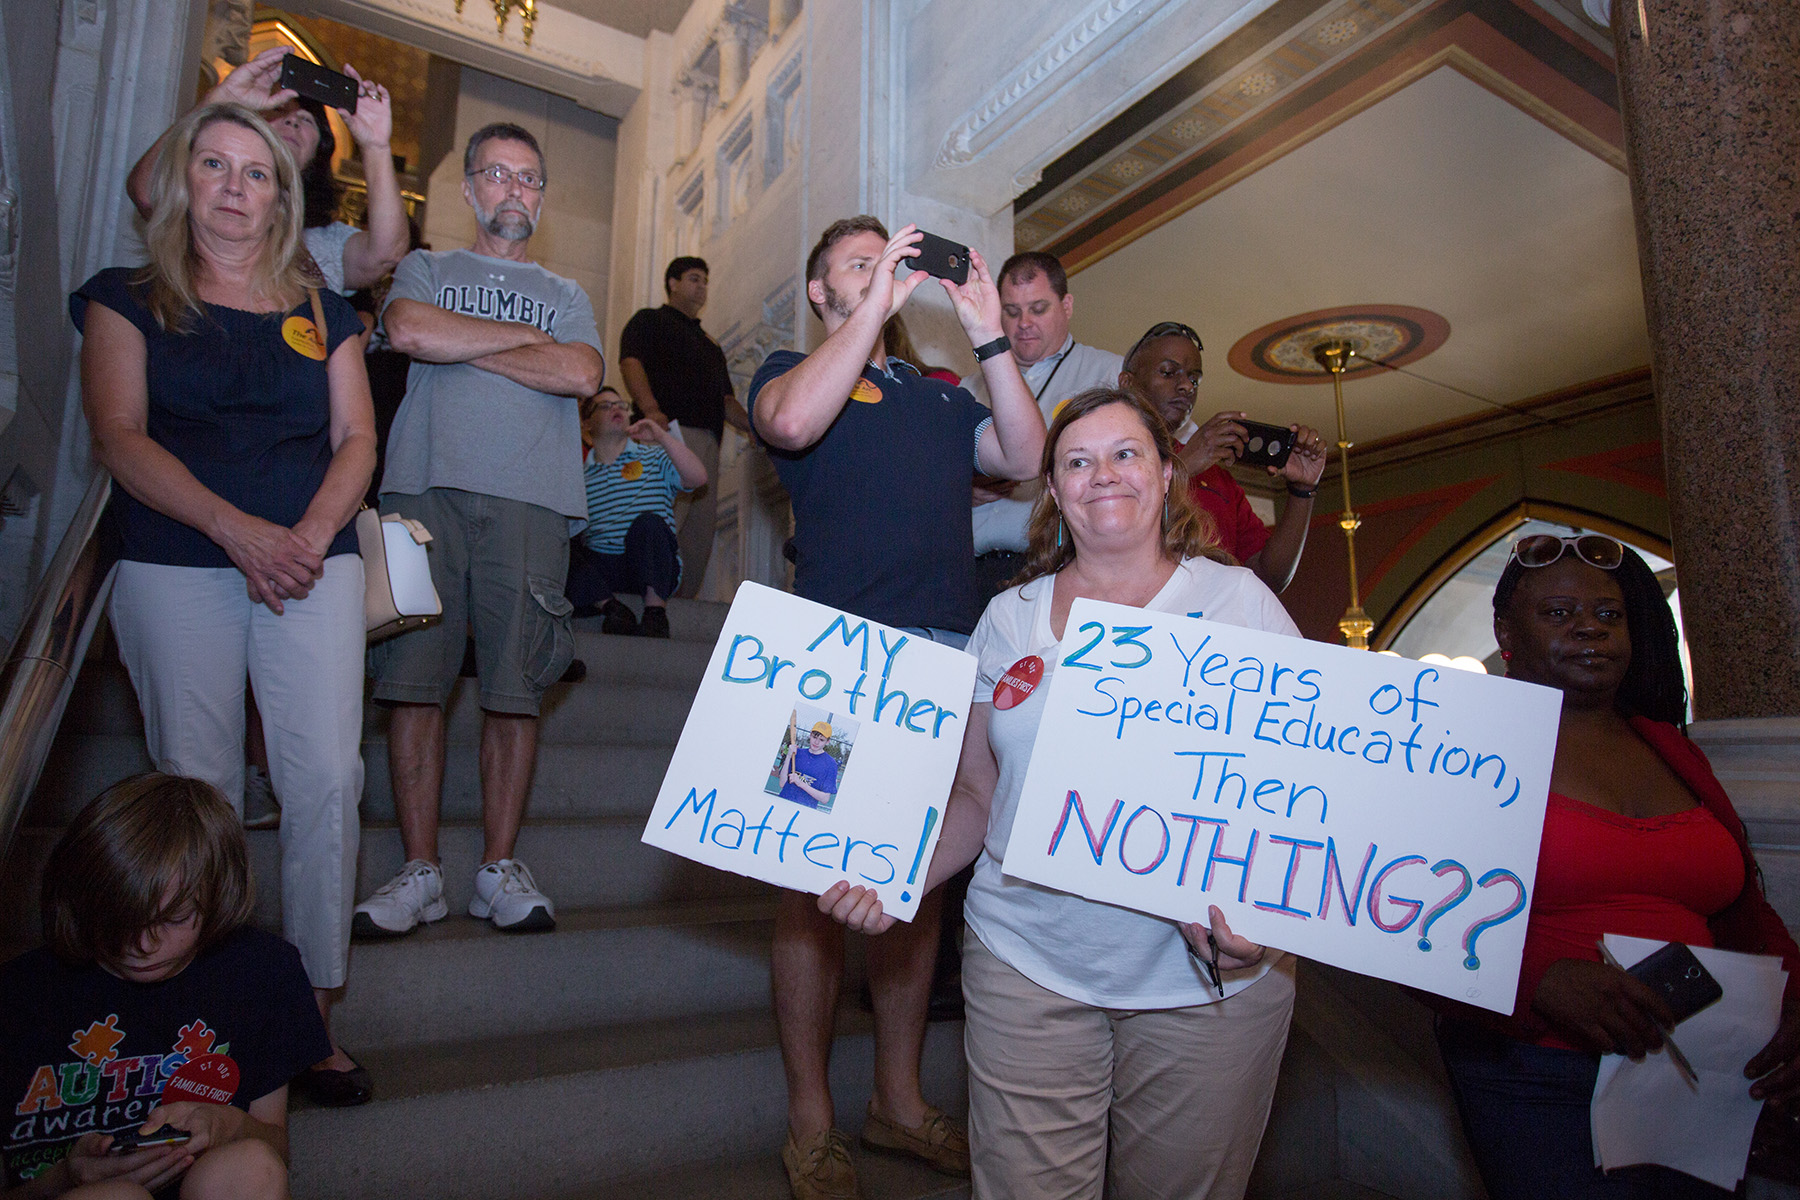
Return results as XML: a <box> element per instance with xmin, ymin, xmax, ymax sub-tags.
<box><xmin>108</xmin><ymin>555</ymin><xmax>365</xmax><ymax>990</ymax></box>
<box><xmin>962</xmin><ymin>931</ymin><xmax>1296</xmax><ymax>1200</ymax></box>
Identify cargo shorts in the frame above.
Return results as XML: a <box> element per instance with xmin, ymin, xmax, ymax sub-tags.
<box><xmin>368</xmin><ymin>488</ymin><xmax>575</xmax><ymax>716</ymax></box>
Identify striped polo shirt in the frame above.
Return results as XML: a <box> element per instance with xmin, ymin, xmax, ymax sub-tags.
<box><xmin>579</xmin><ymin>441</ymin><xmax>681</xmax><ymax>555</ymax></box>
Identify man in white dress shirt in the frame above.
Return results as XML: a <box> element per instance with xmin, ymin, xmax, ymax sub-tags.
<box><xmin>961</xmin><ymin>252</ymin><xmax>1123</xmax><ymax>604</ymax></box>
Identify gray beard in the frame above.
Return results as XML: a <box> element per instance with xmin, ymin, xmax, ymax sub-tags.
<box><xmin>475</xmin><ymin>199</ymin><xmax>535</xmax><ymax>241</ymax></box>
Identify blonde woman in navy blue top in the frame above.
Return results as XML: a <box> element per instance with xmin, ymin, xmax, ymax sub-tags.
<box><xmin>73</xmin><ymin>102</ymin><xmax>375</xmax><ymax>1103</ymax></box>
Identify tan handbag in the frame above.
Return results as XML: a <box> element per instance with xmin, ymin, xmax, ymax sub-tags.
<box><xmin>308</xmin><ymin>289</ymin><xmax>444</xmax><ymax>641</ymax></box>
<box><xmin>356</xmin><ymin>507</ymin><xmax>441</xmax><ymax>640</ymax></box>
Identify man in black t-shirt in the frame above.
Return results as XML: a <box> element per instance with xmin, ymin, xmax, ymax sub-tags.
<box><xmin>618</xmin><ymin>257</ymin><xmax>751</xmax><ymax>598</ymax></box>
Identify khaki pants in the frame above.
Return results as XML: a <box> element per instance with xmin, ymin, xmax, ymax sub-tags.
<box><xmin>671</xmin><ymin>426</ymin><xmax>720</xmax><ymax>598</ymax></box>
<box><xmin>109</xmin><ymin>556</ymin><xmax>366</xmax><ymax>990</ymax></box>
<box><xmin>962</xmin><ymin>931</ymin><xmax>1295</xmax><ymax>1200</ymax></box>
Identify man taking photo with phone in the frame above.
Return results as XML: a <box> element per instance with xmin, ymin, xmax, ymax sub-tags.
<box><xmin>1120</xmin><ymin>321</ymin><xmax>1327</xmax><ymax>593</ymax></box>
<box><xmin>746</xmin><ymin>216</ymin><xmax>1043</xmax><ymax>1200</ymax></box>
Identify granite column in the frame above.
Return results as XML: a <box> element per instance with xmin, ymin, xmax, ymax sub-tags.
<box><xmin>1610</xmin><ymin>0</ymin><xmax>1800</xmax><ymax>899</ymax></box>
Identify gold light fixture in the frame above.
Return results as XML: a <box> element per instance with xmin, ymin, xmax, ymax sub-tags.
<box><xmin>1313</xmin><ymin>339</ymin><xmax>1374</xmax><ymax>649</ymax></box>
<box><xmin>455</xmin><ymin>0</ymin><xmax>537</xmax><ymax>44</ymax></box>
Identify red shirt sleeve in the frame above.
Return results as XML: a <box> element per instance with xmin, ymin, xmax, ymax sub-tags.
<box><xmin>1183</xmin><ymin>461</ymin><xmax>1271</xmax><ymax>564</ymax></box>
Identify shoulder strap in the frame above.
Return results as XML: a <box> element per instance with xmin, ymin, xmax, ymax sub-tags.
<box><xmin>307</xmin><ymin>288</ymin><xmax>329</xmax><ymax>348</ymax></box>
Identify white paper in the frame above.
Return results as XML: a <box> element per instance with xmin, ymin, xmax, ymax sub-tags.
<box><xmin>999</xmin><ymin>598</ymin><xmax>1564</xmax><ymax>1011</ymax></box>
<box><xmin>1591</xmin><ymin>934</ymin><xmax>1787</xmax><ymax>1189</ymax></box>
<box><xmin>641</xmin><ymin>583</ymin><xmax>976</xmax><ymax>921</ymax></box>
<box><xmin>668</xmin><ymin>417</ymin><xmax>686</xmax><ymax>446</ymax></box>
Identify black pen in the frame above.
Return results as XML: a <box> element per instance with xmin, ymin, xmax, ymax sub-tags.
<box><xmin>1188</xmin><ymin>930</ymin><xmax>1224</xmax><ymax>997</ymax></box>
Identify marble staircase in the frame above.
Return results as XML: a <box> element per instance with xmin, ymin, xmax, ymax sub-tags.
<box><xmin>0</xmin><ymin>595</ymin><xmax>1616</xmax><ymax>1200</ymax></box>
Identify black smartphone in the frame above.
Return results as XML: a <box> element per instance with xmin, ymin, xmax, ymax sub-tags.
<box><xmin>279</xmin><ymin>55</ymin><xmax>359</xmax><ymax>115</ymax></box>
<box><xmin>1628</xmin><ymin>941</ymin><xmax>1723</xmax><ymax>1025</ymax></box>
<box><xmin>109</xmin><ymin>1124</ymin><xmax>192</xmax><ymax>1154</ymax></box>
<box><xmin>1236</xmin><ymin>419</ymin><xmax>1295</xmax><ymax>470</ymax></box>
<box><xmin>909</xmin><ymin>231</ymin><xmax>970</xmax><ymax>285</ymax></box>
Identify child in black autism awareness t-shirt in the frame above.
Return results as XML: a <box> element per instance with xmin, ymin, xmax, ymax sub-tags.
<box><xmin>1</xmin><ymin>774</ymin><xmax>328</xmax><ymax>1199</ymax></box>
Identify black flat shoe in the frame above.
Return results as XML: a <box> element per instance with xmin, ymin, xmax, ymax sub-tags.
<box><xmin>301</xmin><ymin>1058</ymin><xmax>373</xmax><ymax>1107</ymax></box>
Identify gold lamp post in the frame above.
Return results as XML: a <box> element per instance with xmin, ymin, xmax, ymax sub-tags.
<box><xmin>1313</xmin><ymin>339</ymin><xmax>1374</xmax><ymax>649</ymax></box>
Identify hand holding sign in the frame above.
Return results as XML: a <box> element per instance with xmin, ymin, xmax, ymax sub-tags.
<box><xmin>817</xmin><ymin>880</ymin><xmax>898</xmax><ymax>935</ymax></box>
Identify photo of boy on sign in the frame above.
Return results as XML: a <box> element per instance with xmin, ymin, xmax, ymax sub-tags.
<box><xmin>766</xmin><ymin>706</ymin><xmax>857</xmax><ymax>813</ymax></box>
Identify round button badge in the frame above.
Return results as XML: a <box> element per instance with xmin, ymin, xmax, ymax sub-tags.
<box><xmin>992</xmin><ymin>655</ymin><xmax>1043</xmax><ymax>710</ymax></box>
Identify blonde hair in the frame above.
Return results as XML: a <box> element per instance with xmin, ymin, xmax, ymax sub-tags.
<box><xmin>138</xmin><ymin>102</ymin><xmax>313</xmax><ymax>331</ymax></box>
<box><xmin>1011</xmin><ymin>387</ymin><xmax>1232</xmax><ymax>588</ymax></box>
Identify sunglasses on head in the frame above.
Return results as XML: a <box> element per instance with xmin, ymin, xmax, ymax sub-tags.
<box><xmin>1125</xmin><ymin>321</ymin><xmax>1204</xmax><ymax>369</ymax></box>
<box><xmin>1508</xmin><ymin>533</ymin><xmax>1625</xmax><ymax>571</ymax></box>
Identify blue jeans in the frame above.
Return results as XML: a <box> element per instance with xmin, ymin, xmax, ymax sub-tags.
<box><xmin>567</xmin><ymin>513</ymin><xmax>681</xmax><ymax>610</ymax></box>
<box><xmin>895</xmin><ymin>626</ymin><xmax>970</xmax><ymax>651</ymax></box>
<box><xmin>1436</xmin><ymin>1017</ymin><xmax>1737</xmax><ymax>1199</ymax></box>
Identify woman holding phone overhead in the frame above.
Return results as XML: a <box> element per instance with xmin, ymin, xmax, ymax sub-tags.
<box><xmin>1432</xmin><ymin>533</ymin><xmax>1800</xmax><ymax>1198</ymax></box>
<box><xmin>820</xmin><ymin>387</ymin><xmax>1299</xmax><ymax>1200</ymax></box>
<box><xmin>127</xmin><ymin>46</ymin><xmax>409</xmax><ymax>297</ymax></box>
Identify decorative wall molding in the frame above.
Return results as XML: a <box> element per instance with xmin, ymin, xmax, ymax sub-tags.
<box><xmin>763</xmin><ymin>52</ymin><xmax>802</xmax><ymax>184</ymax></box>
<box><xmin>933</xmin><ymin>0</ymin><xmax>1148</xmax><ymax>170</ymax></box>
<box><xmin>1014</xmin><ymin>0</ymin><xmax>1430</xmax><ymax>250</ymax></box>
<box><xmin>719</xmin><ymin>276</ymin><xmax>798</xmax><ymax>397</ymax></box>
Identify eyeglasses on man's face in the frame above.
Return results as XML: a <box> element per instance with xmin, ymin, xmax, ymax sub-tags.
<box><xmin>466</xmin><ymin>163</ymin><xmax>546</xmax><ymax>191</ymax></box>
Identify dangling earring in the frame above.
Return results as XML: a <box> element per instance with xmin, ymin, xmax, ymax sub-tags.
<box><xmin>1163</xmin><ymin>491</ymin><xmax>1170</xmax><ymax>529</ymax></box>
<box><xmin>1056</xmin><ymin>516</ymin><xmax>1064</xmax><ymax>549</ymax></box>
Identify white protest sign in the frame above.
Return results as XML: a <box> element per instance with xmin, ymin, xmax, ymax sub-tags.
<box><xmin>643</xmin><ymin>582</ymin><xmax>977</xmax><ymax>921</ymax></box>
<box><xmin>1001</xmin><ymin>598</ymin><xmax>1563</xmax><ymax>1012</ymax></box>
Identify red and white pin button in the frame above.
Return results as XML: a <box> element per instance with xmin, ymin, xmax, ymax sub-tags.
<box><xmin>992</xmin><ymin>655</ymin><xmax>1043</xmax><ymax>710</ymax></box>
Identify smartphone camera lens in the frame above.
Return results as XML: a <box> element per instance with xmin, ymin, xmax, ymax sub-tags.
<box><xmin>1248</xmin><ymin>436</ymin><xmax>1264</xmax><ymax>453</ymax></box>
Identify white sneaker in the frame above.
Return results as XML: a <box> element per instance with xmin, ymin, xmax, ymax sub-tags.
<box><xmin>353</xmin><ymin>860</ymin><xmax>448</xmax><ymax>938</ymax></box>
<box><xmin>469</xmin><ymin>859</ymin><xmax>556</xmax><ymax>932</ymax></box>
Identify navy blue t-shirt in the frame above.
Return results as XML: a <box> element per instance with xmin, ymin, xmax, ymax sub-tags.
<box><xmin>0</xmin><ymin>928</ymin><xmax>329</xmax><ymax>1188</ymax></box>
<box><xmin>747</xmin><ymin>351</ymin><xmax>989</xmax><ymax>634</ymax></box>
<box><xmin>71</xmin><ymin>268</ymin><xmax>362</xmax><ymax>569</ymax></box>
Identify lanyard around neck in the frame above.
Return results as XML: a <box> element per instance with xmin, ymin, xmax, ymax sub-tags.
<box><xmin>1031</xmin><ymin>344</ymin><xmax>1072</xmax><ymax>404</ymax></box>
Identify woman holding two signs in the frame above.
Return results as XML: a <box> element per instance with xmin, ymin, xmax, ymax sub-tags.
<box><xmin>821</xmin><ymin>387</ymin><xmax>1300</xmax><ymax>1200</ymax></box>
<box><xmin>1433</xmin><ymin>534</ymin><xmax>1800</xmax><ymax>1198</ymax></box>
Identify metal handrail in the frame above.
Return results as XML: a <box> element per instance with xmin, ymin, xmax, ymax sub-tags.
<box><xmin>0</xmin><ymin>469</ymin><xmax>115</xmax><ymax>865</ymax></box>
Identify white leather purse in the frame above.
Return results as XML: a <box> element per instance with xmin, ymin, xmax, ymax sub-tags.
<box><xmin>356</xmin><ymin>507</ymin><xmax>442</xmax><ymax>641</ymax></box>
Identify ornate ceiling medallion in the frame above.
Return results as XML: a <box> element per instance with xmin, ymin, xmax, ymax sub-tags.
<box><xmin>1227</xmin><ymin>304</ymin><xmax>1450</xmax><ymax>384</ymax></box>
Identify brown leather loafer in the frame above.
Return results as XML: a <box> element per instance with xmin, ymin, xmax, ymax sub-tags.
<box><xmin>859</xmin><ymin>1104</ymin><xmax>970</xmax><ymax>1176</ymax></box>
<box><xmin>781</xmin><ymin>1128</ymin><xmax>860</xmax><ymax>1200</ymax></box>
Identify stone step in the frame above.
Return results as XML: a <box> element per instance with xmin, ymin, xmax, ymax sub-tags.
<box><xmin>345</xmin><ymin>819</ymin><xmax>770</xmax><ymax>916</ymax></box>
<box><xmin>2</xmin><ymin>819</ymin><xmax>771</xmax><ymax>946</ymax></box>
<box><xmin>333</xmin><ymin>897</ymin><xmax>777</xmax><ymax>1051</ymax></box>
<box><xmin>415</xmin><ymin>676</ymin><xmax>699</xmax><ymax>745</ymax></box>
<box><xmin>360</xmin><ymin>740</ymin><xmax>671</xmax><ymax>821</ymax></box>
<box><xmin>573</xmin><ymin>596</ymin><xmax>731</xmax><ymax>645</ymax></box>
<box><xmin>29</xmin><ymin>730</ymin><xmax>676</xmax><ymax>828</ymax></box>
<box><xmin>559</xmin><ymin>1150</ymin><xmax>971</xmax><ymax>1200</ymax></box>
<box><xmin>51</xmin><ymin>610</ymin><xmax>725</xmax><ymax>743</ymax></box>
<box><xmin>48</xmin><ymin>660</ymin><xmax>698</xmax><ymax>745</ymax></box>
<box><xmin>289</xmin><ymin>1008</ymin><xmax>969</xmax><ymax>1200</ymax></box>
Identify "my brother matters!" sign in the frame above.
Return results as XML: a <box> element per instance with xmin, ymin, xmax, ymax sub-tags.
<box><xmin>1001</xmin><ymin>597</ymin><xmax>1563</xmax><ymax>1012</ymax></box>
<box><xmin>643</xmin><ymin>583</ymin><xmax>976</xmax><ymax>921</ymax></box>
